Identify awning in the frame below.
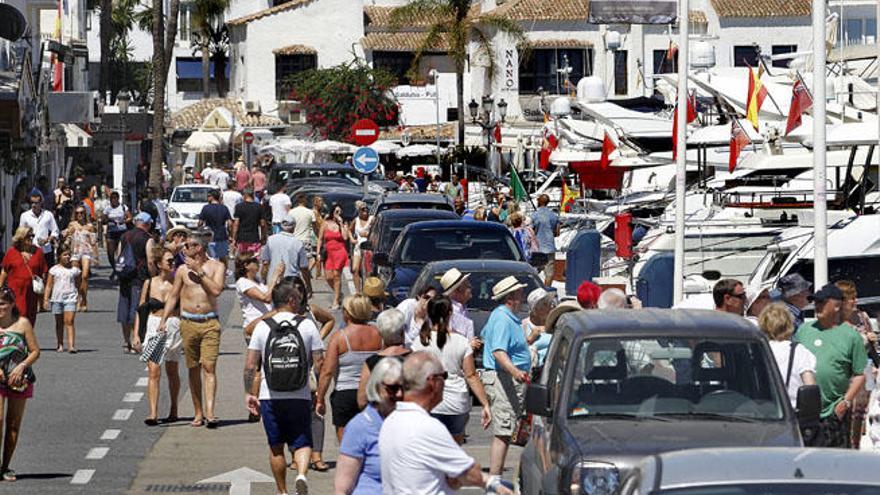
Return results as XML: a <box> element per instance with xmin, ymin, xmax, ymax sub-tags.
<box><xmin>183</xmin><ymin>131</ymin><xmax>229</xmax><ymax>152</ymax></box>
<box><xmin>396</xmin><ymin>144</ymin><xmax>442</xmax><ymax>157</ymax></box>
<box><xmin>62</xmin><ymin>123</ymin><xmax>92</xmax><ymax>147</ymax></box>
<box><xmin>176</xmin><ymin>58</ymin><xmax>230</xmax><ymax>79</ymax></box>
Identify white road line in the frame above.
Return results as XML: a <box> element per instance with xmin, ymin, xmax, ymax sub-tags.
<box><xmin>70</xmin><ymin>469</ymin><xmax>95</xmax><ymax>485</ymax></box>
<box><xmin>100</xmin><ymin>429</ymin><xmax>121</xmax><ymax>441</ymax></box>
<box><xmin>122</xmin><ymin>392</ymin><xmax>143</xmax><ymax>402</ymax></box>
<box><xmin>343</xmin><ymin>266</ymin><xmax>356</xmax><ymax>295</ymax></box>
<box><xmin>112</xmin><ymin>409</ymin><xmax>133</xmax><ymax>421</ymax></box>
<box><xmin>135</xmin><ymin>377</ymin><xmax>148</xmax><ymax>387</ymax></box>
<box><xmin>85</xmin><ymin>447</ymin><xmax>109</xmax><ymax>460</ymax></box>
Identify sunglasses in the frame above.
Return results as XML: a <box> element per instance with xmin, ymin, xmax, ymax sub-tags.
<box><xmin>383</xmin><ymin>383</ymin><xmax>404</xmax><ymax>395</ymax></box>
<box><xmin>730</xmin><ymin>292</ymin><xmax>747</xmax><ymax>300</ymax></box>
<box><xmin>430</xmin><ymin>371</ymin><xmax>449</xmax><ymax>381</ymax></box>
<box><xmin>185</xmin><ymin>242</ymin><xmax>201</xmax><ymax>248</ymax></box>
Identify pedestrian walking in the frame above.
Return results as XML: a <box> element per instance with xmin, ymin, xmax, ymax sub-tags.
<box><xmin>102</xmin><ymin>191</ymin><xmax>131</xmax><ymax>280</ymax></box>
<box><xmin>759</xmin><ymin>303</ymin><xmax>817</xmax><ymax>408</ymax></box>
<box><xmin>0</xmin><ymin>227</ymin><xmax>48</xmax><ymax>326</ymax></box>
<box><xmin>19</xmin><ymin>191</ymin><xmax>59</xmax><ymax>268</ymax></box>
<box><xmin>444</xmin><ymin>174</ymin><xmax>463</xmax><ymax>200</ymax></box>
<box><xmin>235</xmin><ymin>160</ymin><xmax>251</xmax><ymax>192</ymax></box>
<box><xmin>166</xmin><ymin>225</ymin><xmax>191</xmax><ymax>267</ymax></box>
<box><xmin>713</xmin><ymin>279</ymin><xmax>746</xmax><ymax>315</ymax></box>
<box><xmin>158</xmin><ymin>229</ymin><xmax>225</xmax><ymax>428</ymax></box>
<box><xmin>440</xmin><ymin>268</ymin><xmax>478</xmax><ymax>347</ymax></box>
<box><xmin>836</xmin><ymin>280</ymin><xmax>878</xmax><ymax>449</ymax></box>
<box><xmin>231</xmin><ymin>188</ymin><xmax>266</xmax><ymax>256</ymax></box>
<box><xmin>481</xmin><ymin>276</ymin><xmax>530</xmax><ymax>477</ymax></box>
<box><xmin>335</xmin><ymin>357</ymin><xmax>404</xmax><ymax>495</ymax></box>
<box><xmin>363</xmin><ymin>277</ymin><xmax>387</xmax><ymax>318</ymax></box>
<box><xmin>795</xmin><ymin>283</ymin><xmax>868</xmax><ymax>448</ymax></box>
<box><xmin>53</xmin><ymin>177</ymin><xmax>71</xmax><ymax>210</ymax></box>
<box><xmin>411</xmin><ymin>296</ymin><xmax>492</xmax><ymax>443</ymax></box>
<box><xmin>316</xmin><ymin>295</ymin><xmax>382</xmax><ymax>441</ymax></box>
<box><xmin>244</xmin><ymin>279</ymin><xmax>324</xmax><ymax>495</ymax></box>
<box><xmin>117</xmin><ymin>213</ymin><xmax>157</xmax><ymax>354</ymax></box>
<box><xmin>317</xmin><ymin>205</ymin><xmax>349</xmax><ymax>309</ymax></box>
<box><xmin>236</xmin><ymin>253</ymin><xmax>285</xmax><ymax>337</ymax></box>
<box><xmin>251</xmin><ymin>166</ymin><xmax>267</xmax><ymax>202</ymax></box>
<box><xmin>222</xmin><ymin>179</ymin><xmax>243</xmax><ymax>219</ymax></box>
<box><xmin>269</xmin><ymin>187</ymin><xmax>292</xmax><ymax>234</ymax></box>
<box><xmin>508</xmin><ymin>212</ymin><xmax>537</xmax><ymax>263</ymax></box>
<box><xmin>357</xmin><ymin>308</ymin><xmax>411</xmax><ymax>409</ymax></box>
<box><xmin>396</xmin><ymin>285</ymin><xmax>438</xmax><ymax>347</ymax></box>
<box><xmin>398</xmin><ymin>174</ymin><xmax>417</xmax><ymax>193</ymax></box>
<box><xmin>134</xmin><ymin>247</ymin><xmax>183</xmax><ymax>426</ymax></box>
<box><xmin>523</xmin><ymin>288</ymin><xmax>557</xmax><ymax>371</ymax></box>
<box><xmin>261</xmin><ymin>211</ymin><xmax>311</xmax><ymax>294</ymax></box>
<box><xmin>198</xmin><ymin>189</ymin><xmax>233</xmax><ymax>269</ymax></box>
<box><xmin>0</xmin><ymin>286</ymin><xmax>40</xmax><ymax>482</ymax></box>
<box><xmin>311</xmin><ymin>196</ymin><xmax>325</xmax><ymax>278</ymax></box>
<box><xmin>350</xmin><ymin>203</ymin><xmax>373</xmax><ymax>293</ymax></box>
<box><xmin>530</xmin><ymin>194</ymin><xmax>559</xmax><ymax>286</ymax></box>
<box><xmin>147</xmin><ymin>187</ymin><xmax>170</xmax><ymax>239</ymax></box>
<box><xmin>43</xmin><ymin>247</ymin><xmax>81</xmax><ymax>353</ymax></box>
<box><xmin>63</xmin><ymin>205</ymin><xmax>98</xmax><ymax>311</ymax></box>
<box><xmin>290</xmin><ymin>194</ymin><xmax>316</xmax><ymax>259</ymax></box>
<box><xmin>776</xmin><ymin>273</ymin><xmax>812</xmax><ymax>331</ymax></box>
<box><xmin>379</xmin><ymin>352</ymin><xmax>513</xmax><ymax>495</ymax></box>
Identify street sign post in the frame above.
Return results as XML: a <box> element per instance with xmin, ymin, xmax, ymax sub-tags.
<box><xmin>352</xmin><ymin>119</ymin><xmax>379</xmax><ymax>146</ymax></box>
<box><xmin>243</xmin><ymin>131</ymin><xmax>254</xmax><ymax>169</ymax></box>
<box><xmin>353</xmin><ymin>146</ymin><xmax>380</xmax><ymax>198</ymax></box>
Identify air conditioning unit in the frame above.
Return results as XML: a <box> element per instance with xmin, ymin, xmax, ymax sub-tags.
<box><xmin>279</xmin><ymin>101</ymin><xmax>305</xmax><ymax>123</ymax></box>
<box><xmin>244</xmin><ymin>100</ymin><xmax>261</xmax><ymax>114</ymax></box>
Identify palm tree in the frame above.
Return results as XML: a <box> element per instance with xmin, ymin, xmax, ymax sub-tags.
<box><xmin>192</xmin><ymin>0</ymin><xmax>230</xmax><ymax>99</ymax></box>
<box><xmin>98</xmin><ymin>0</ymin><xmax>113</xmax><ymax>95</ymax></box>
<box><xmin>148</xmin><ymin>0</ymin><xmax>180</xmax><ymax>189</ymax></box>
<box><xmin>389</xmin><ymin>0</ymin><xmax>526</xmax><ymax>147</ymax></box>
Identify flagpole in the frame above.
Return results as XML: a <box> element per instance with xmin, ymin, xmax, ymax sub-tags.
<box><xmin>673</xmin><ymin>0</ymin><xmax>689</xmax><ymax>305</ymax></box>
<box><xmin>812</xmin><ymin>0</ymin><xmax>828</xmax><ymax>287</ymax></box>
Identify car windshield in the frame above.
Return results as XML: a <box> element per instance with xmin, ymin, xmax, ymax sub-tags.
<box><xmin>660</xmin><ymin>484</ymin><xmax>880</xmax><ymax>495</ymax></box>
<box><xmin>396</xmin><ymin>229</ymin><xmax>522</xmax><ymax>264</ymax></box>
<box><xmin>378</xmin><ymin>202</ymin><xmax>452</xmax><ymax>213</ymax></box>
<box><xmin>421</xmin><ymin>271</ymin><xmax>543</xmax><ymax>310</ymax></box>
<box><xmin>568</xmin><ymin>337</ymin><xmax>784</xmax><ymax>421</ymax></box>
<box><xmin>171</xmin><ymin>188</ymin><xmax>213</xmax><ymax>203</ymax></box>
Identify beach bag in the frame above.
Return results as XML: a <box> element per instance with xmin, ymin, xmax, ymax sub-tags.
<box><xmin>263</xmin><ymin>316</ymin><xmax>309</xmax><ymax>392</ymax></box>
<box><xmin>116</xmin><ymin>240</ymin><xmax>137</xmax><ymax>282</ymax></box>
<box><xmin>140</xmin><ymin>331</ymin><xmax>167</xmax><ymax>365</ymax></box>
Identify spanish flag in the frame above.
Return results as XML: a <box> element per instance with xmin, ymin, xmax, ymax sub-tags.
<box><xmin>745</xmin><ymin>67</ymin><xmax>767</xmax><ymax>131</ymax></box>
<box><xmin>561</xmin><ymin>181</ymin><xmax>579</xmax><ymax>213</ymax></box>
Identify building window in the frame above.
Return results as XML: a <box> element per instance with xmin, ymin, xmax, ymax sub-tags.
<box><xmin>176</xmin><ymin>57</ymin><xmax>229</xmax><ymax>93</ymax></box>
<box><xmin>614</xmin><ymin>50</ymin><xmax>627</xmax><ymax>95</ymax></box>
<box><xmin>771</xmin><ymin>45</ymin><xmax>796</xmax><ymax>68</ymax></box>
<box><xmin>652</xmin><ymin>49</ymin><xmax>677</xmax><ymax>75</ymax></box>
<box><xmin>845</xmin><ymin>18</ymin><xmax>864</xmax><ymax>44</ymax></box>
<box><xmin>733</xmin><ymin>45</ymin><xmax>759</xmax><ymax>67</ymax></box>
<box><xmin>178</xmin><ymin>4</ymin><xmax>193</xmax><ymax>42</ymax></box>
<box><xmin>373</xmin><ymin>52</ymin><xmax>415</xmax><ymax>85</ymax></box>
<box><xmin>519</xmin><ymin>48</ymin><xmax>593</xmax><ymax>94</ymax></box>
<box><xmin>275</xmin><ymin>54</ymin><xmax>317</xmax><ymax>100</ymax></box>
<box><xmin>868</xmin><ymin>19</ymin><xmax>877</xmax><ymax>43</ymax></box>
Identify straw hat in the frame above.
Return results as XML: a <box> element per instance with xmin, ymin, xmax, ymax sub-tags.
<box><xmin>491</xmin><ymin>276</ymin><xmax>528</xmax><ymax>301</ymax></box>
<box><xmin>440</xmin><ymin>268</ymin><xmax>471</xmax><ymax>295</ymax></box>
<box><xmin>342</xmin><ymin>295</ymin><xmax>373</xmax><ymax>322</ymax></box>
<box><xmin>167</xmin><ymin>225</ymin><xmax>191</xmax><ymax>238</ymax></box>
<box><xmin>363</xmin><ymin>277</ymin><xmax>388</xmax><ymax>299</ymax></box>
<box><xmin>544</xmin><ymin>300</ymin><xmax>582</xmax><ymax>334</ymax></box>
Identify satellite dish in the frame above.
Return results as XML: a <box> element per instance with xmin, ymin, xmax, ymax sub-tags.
<box><xmin>0</xmin><ymin>4</ymin><xmax>27</xmax><ymax>42</ymax></box>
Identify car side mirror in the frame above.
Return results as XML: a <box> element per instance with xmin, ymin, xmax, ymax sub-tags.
<box><xmin>796</xmin><ymin>385</ymin><xmax>821</xmax><ymax>424</ymax></box>
<box><xmin>373</xmin><ymin>253</ymin><xmax>389</xmax><ymax>266</ymax></box>
<box><xmin>525</xmin><ymin>383</ymin><xmax>552</xmax><ymax>417</ymax></box>
<box><xmin>360</xmin><ymin>241</ymin><xmax>371</xmax><ymax>251</ymax></box>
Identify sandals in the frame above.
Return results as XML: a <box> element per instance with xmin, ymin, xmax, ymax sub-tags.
<box><xmin>206</xmin><ymin>418</ymin><xmax>220</xmax><ymax>429</ymax></box>
<box><xmin>309</xmin><ymin>461</ymin><xmax>330</xmax><ymax>472</ymax></box>
<box><xmin>190</xmin><ymin>418</ymin><xmax>205</xmax><ymax>427</ymax></box>
<box><xmin>2</xmin><ymin>469</ymin><xmax>16</xmax><ymax>482</ymax></box>
<box><xmin>144</xmin><ymin>418</ymin><xmax>159</xmax><ymax>427</ymax></box>
<box><xmin>162</xmin><ymin>415</ymin><xmax>179</xmax><ymax>424</ymax></box>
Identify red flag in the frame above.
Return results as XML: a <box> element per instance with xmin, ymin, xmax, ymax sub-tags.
<box><xmin>729</xmin><ymin>121</ymin><xmax>750</xmax><ymax>172</ymax></box>
<box><xmin>493</xmin><ymin>123</ymin><xmax>502</xmax><ymax>143</ymax></box>
<box><xmin>538</xmin><ymin>132</ymin><xmax>558</xmax><ymax>170</ymax></box>
<box><xmin>600</xmin><ymin>132</ymin><xmax>616</xmax><ymax>170</ymax></box>
<box><xmin>785</xmin><ymin>80</ymin><xmax>812</xmax><ymax>135</ymax></box>
<box><xmin>671</xmin><ymin>93</ymin><xmax>696</xmax><ymax>160</ymax></box>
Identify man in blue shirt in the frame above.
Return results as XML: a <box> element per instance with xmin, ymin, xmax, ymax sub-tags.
<box><xmin>480</xmin><ymin>276</ymin><xmax>529</xmax><ymax>480</ymax></box>
<box><xmin>530</xmin><ymin>194</ymin><xmax>559</xmax><ymax>286</ymax></box>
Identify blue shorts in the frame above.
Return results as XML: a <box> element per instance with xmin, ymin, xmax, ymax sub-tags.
<box><xmin>431</xmin><ymin>412</ymin><xmax>470</xmax><ymax>436</ymax></box>
<box><xmin>208</xmin><ymin>241</ymin><xmax>229</xmax><ymax>259</ymax></box>
<box><xmin>51</xmin><ymin>301</ymin><xmax>77</xmax><ymax>314</ymax></box>
<box><xmin>260</xmin><ymin>399</ymin><xmax>313</xmax><ymax>449</ymax></box>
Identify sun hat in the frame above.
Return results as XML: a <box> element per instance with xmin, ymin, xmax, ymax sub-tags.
<box><xmin>527</xmin><ymin>288</ymin><xmax>550</xmax><ymax>308</ymax></box>
<box><xmin>777</xmin><ymin>273</ymin><xmax>812</xmax><ymax>299</ymax></box>
<box><xmin>440</xmin><ymin>268</ymin><xmax>471</xmax><ymax>295</ymax></box>
<box><xmin>544</xmin><ymin>300</ymin><xmax>581</xmax><ymax>334</ymax></box>
<box><xmin>363</xmin><ymin>277</ymin><xmax>388</xmax><ymax>299</ymax></box>
<box><xmin>342</xmin><ymin>295</ymin><xmax>373</xmax><ymax>322</ymax></box>
<box><xmin>491</xmin><ymin>276</ymin><xmax>528</xmax><ymax>301</ymax></box>
<box><xmin>167</xmin><ymin>225</ymin><xmax>191</xmax><ymax>238</ymax></box>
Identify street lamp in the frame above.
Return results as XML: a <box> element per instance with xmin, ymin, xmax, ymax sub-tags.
<box><xmin>469</xmin><ymin>95</ymin><xmax>507</xmax><ymax>175</ymax></box>
<box><xmin>429</xmin><ymin>69</ymin><xmax>441</xmax><ymax>167</ymax></box>
<box><xmin>117</xmin><ymin>90</ymin><xmax>131</xmax><ymax>204</ymax></box>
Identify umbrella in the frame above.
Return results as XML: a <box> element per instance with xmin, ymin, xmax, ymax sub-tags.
<box><xmin>313</xmin><ymin>140</ymin><xmax>357</xmax><ymax>154</ymax></box>
<box><xmin>183</xmin><ymin>131</ymin><xmax>228</xmax><ymax>153</ymax></box>
<box><xmin>371</xmin><ymin>140</ymin><xmax>402</xmax><ymax>154</ymax></box>
<box><xmin>395</xmin><ymin>144</ymin><xmax>441</xmax><ymax>158</ymax></box>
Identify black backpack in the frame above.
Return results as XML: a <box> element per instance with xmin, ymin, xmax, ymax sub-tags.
<box><xmin>262</xmin><ymin>316</ymin><xmax>309</xmax><ymax>392</ymax></box>
<box><xmin>115</xmin><ymin>239</ymin><xmax>137</xmax><ymax>282</ymax></box>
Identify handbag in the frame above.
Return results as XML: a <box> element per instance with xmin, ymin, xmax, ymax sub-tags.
<box><xmin>23</xmin><ymin>252</ymin><xmax>44</xmax><ymax>295</ymax></box>
<box><xmin>140</xmin><ymin>331</ymin><xmax>168</xmax><ymax>365</ymax></box>
<box><xmin>512</xmin><ymin>375</ymin><xmax>533</xmax><ymax>446</ymax></box>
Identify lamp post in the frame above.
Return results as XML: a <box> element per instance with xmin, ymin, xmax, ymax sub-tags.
<box><xmin>113</xmin><ymin>90</ymin><xmax>131</xmax><ymax>197</ymax></box>
<box><xmin>468</xmin><ymin>95</ymin><xmax>507</xmax><ymax>177</ymax></box>
<box><xmin>429</xmin><ymin>69</ymin><xmax>441</xmax><ymax>168</ymax></box>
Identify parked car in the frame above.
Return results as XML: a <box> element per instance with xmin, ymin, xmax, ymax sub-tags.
<box><xmin>374</xmin><ymin>220</ymin><xmax>524</xmax><ymax>304</ymax></box>
<box><xmin>370</xmin><ymin>192</ymin><xmax>454</xmax><ymax>216</ymax></box>
<box><xmin>167</xmin><ymin>184</ymin><xmax>219</xmax><ymax>229</ymax></box>
<box><xmin>268</xmin><ymin>162</ymin><xmax>396</xmax><ymax>193</ymax></box>
<box><xmin>288</xmin><ymin>186</ymin><xmax>379</xmax><ymax>222</ymax></box>
<box><xmin>622</xmin><ymin>447</ymin><xmax>880</xmax><ymax>495</ymax></box>
<box><xmin>360</xmin><ymin>209</ymin><xmax>460</xmax><ymax>276</ymax></box>
<box><xmin>517</xmin><ymin>308</ymin><xmax>817</xmax><ymax>495</ymax></box>
<box><xmin>409</xmin><ymin>259</ymin><xmax>546</xmax><ymax>335</ymax></box>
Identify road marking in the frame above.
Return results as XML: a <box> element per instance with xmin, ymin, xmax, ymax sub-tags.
<box><xmin>135</xmin><ymin>377</ymin><xmax>148</xmax><ymax>387</ymax></box>
<box><xmin>343</xmin><ymin>266</ymin><xmax>356</xmax><ymax>295</ymax></box>
<box><xmin>123</xmin><ymin>392</ymin><xmax>143</xmax><ymax>402</ymax></box>
<box><xmin>199</xmin><ymin>467</ymin><xmax>273</xmax><ymax>495</ymax></box>
<box><xmin>100</xmin><ymin>429</ymin><xmax>121</xmax><ymax>440</ymax></box>
<box><xmin>113</xmin><ymin>409</ymin><xmax>133</xmax><ymax>420</ymax></box>
<box><xmin>85</xmin><ymin>447</ymin><xmax>109</xmax><ymax>460</ymax></box>
<box><xmin>70</xmin><ymin>469</ymin><xmax>95</xmax><ymax>485</ymax></box>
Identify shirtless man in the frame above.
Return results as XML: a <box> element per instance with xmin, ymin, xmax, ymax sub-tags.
<box><xmin>158</xmin><ymin>230</ymin><xmax>226</xmax><ymax>428</ymax></box>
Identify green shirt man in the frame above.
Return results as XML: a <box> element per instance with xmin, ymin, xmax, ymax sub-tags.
<box><xmin>795</xmin><ymin>321</ymin><xmax>867</xmax><ymax>418</ymax></box>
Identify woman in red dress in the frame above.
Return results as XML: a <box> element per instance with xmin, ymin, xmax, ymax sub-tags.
<box><xmin>317</xmin><ymin>204</ymin><xmax>350</xmax><ymax>310</ymax></box>
<box><xmin>0</xmin><ymin>227</ymin><xmax>48</xmax><ymax>325</ymax></box>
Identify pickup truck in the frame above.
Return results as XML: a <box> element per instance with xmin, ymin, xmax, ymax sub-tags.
<box><xmin>517</xmin><ymin>308</ymin><xmax>820</xmax><ymax>495</ymax></box>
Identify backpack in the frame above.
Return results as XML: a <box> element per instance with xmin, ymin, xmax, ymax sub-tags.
<box><xmin>263</xmin><ymin>315</ymin><xmax>309</xmax><ymax>392</ymax></box>
<box><xmin>115</xmin><ymin>238</ymin><xmax>137</xmax><ymax>281</ymax></box>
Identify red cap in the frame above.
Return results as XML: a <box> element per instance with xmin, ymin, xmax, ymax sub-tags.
<box><xmin>577</xmin><ymin>281</ymin><xmax>602</xmax><ymax>309</ymax></box>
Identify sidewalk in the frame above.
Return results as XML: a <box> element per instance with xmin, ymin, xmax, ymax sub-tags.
<box><xmin>128</xmin><ymin>277</ymin><xmax>521</xmax><ymax>494</ymax></box>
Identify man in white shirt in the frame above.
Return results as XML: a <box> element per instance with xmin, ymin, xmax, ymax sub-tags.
<box><xmin>20</xmin><ymin>191</ymin><xmax>60</xmax><ymax>266</ymax></box>
<box><xmin>289</xmin><ymin>193</ymin><xmax>315</xmax><ymax>247</ymax></box>
<box><xmin>200</xmin><ymin>164</ymin><xmax>215</xmax><ymax>185</ymax></box>
<box><xmin>379</xmin><ymin>352</ymin><xmax>511</xmax><ymax>495</ymax></box>
<box><xmin>222</xmin><ymin>179</ymin><xmax>243</xmax><ymax>218</ymax></box>
<box><xmin>244</xmin><ymin>279</ymin><xmax>324</xmax><ymax>495</ymax></box>
<box><xmin>212</xmin><ymin>167</ymin><xmax>230</xmax><ymax>190</ymax></box>
<box><xmin>269</xmin><ymin>187</ymin><xmax>292</xmax><ymax>234</ymax></box>
<box><xmin>440</xmin><ymin>268</ymin><xmax>480</xmax><ymax>349</ymax></box>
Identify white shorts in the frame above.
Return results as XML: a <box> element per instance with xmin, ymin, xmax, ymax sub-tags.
<box><xmin>144</xmin><ymin>315</ymin><xmax>183</xmax><ymax>363</ymax></box>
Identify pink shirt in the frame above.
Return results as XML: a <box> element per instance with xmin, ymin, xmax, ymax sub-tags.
<box><xmin>235</xmin><ymin>168</ymin><xmax>251</xmax><ymax>191</ymax></box>
<box><xmin>252</xmin><ymin>171</ymin><xmax>266</xmax><ymax>192</ymax></box>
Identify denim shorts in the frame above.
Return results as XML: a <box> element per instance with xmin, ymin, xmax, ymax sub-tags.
<box><xmin>51</xmin><ymin>301</ymin><xmax>77</xmax><ymax>314</ymax></box>
<box><xmin>208</xmin><ymin>241</ymin><xmax>229</xmax><ymax>259</ymax></box>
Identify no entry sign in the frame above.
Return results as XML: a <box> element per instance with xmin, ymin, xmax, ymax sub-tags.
<box><xmin>243</xmin><ymin>131</ymin><xmax>254</xmax><ymax>145</ymax></box>
<box><xmin>352</xmin><ymin>119</ymin><xmax>379</xmax><ymax>146</ymax></box>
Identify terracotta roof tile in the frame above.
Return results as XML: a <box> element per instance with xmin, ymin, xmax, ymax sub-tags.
<box><xmin>528</xmin><ymin>38</ymin><xmax>593</xmax><ymax>48</ymax></box>
<box><xmin>227</xmin><ymin>0</ymin><xmax>314</xmax><ymax>26</ymax></box>
<box><xmin>272</xmin><ymin>44</ymin><xmax>317</xmax><ymax>55</ymax></box>
<box><xmin>709</xmin><ymin>0</ymin><xmax>810</xmax><ymax>18</ymax></box>
<box><xmin>364</xmin><ymin>6</ymin><xmax>445</xmax><ymax>30</ymax></box>
<box><xmin>489</xmin><ymin>0</ymin><xmax>589</xmax><ymax>21</ymax></box>
<box><xmin>362</xmin><ymin>32</ymin><xmax>448</xmax><ymax>52</ymax></box>
<box><xmin>690</xmin><ymin>10</ymin><xmax>707</xmax><ymax>24</ymax></box>
<box><xmin>379</xmin><ymin>123</ymin><xmax>456</xmax><ymax>141</ymax></box>
<box><xmin>171</xmin><ymin>98</ymin><xmax>284</xmax><ymax>130</ymax></box>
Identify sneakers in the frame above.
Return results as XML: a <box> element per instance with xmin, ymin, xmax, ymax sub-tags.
<box><xmin>294</xmin><ymin>475</ymin><xmax>308</xmax><ymax>495</ymax></box>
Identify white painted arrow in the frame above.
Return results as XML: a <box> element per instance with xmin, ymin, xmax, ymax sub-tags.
<box><xmin>198</xmin><ymin>467</ymin><xmax>274</xmax><ymax>495</ymax></box>
<box><xmin>355</xmin><ymin>154</ymin><xmax>378</xmax><ymax>167</ymax></box>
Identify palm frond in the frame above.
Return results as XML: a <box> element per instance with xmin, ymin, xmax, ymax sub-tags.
<box><xmin>388</xmin><ymin>0</ymin><xmax>451</xmax><ymax>31</ymax></box>
<box><xmin>471</xmin><ymin>26</ymin><xmax>497</xmax><ymax>82</ymax></box>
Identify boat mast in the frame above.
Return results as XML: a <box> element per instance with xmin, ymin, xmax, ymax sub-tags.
<box><xmin>813</xmin><ymin>0</ymin><xmax>828</xmax><ymax>287</ymax></box>
<box><xmin>673</xmin><ymin>0</ymin><xmax>689</xmax><ymax>304</ymax></box>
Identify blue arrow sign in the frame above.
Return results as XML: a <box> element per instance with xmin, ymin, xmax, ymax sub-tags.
<box><xmin>352</xmin><ymin>146</ymin><xmax>380</xmax><ymax>174</ymax></box>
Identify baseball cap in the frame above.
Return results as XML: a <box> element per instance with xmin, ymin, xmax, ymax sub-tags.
<box><xmin>281</xmin><ymin>211</ymin><xmax>297</xmax><ymax>227</ymax></box>
<box><xmin>777</xmin><ymin>273</ymin><xmax>812</xmax><ymax>299</ymax></box>
<box><xmin>808</xmin><ymin>283</ymin><xmax>844</xmax><ymax>303</ymax></box>
<box><xmin>134</xmin><ymin>212</ymin><xmax>153</xmax><ymax>224</ymax></box>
